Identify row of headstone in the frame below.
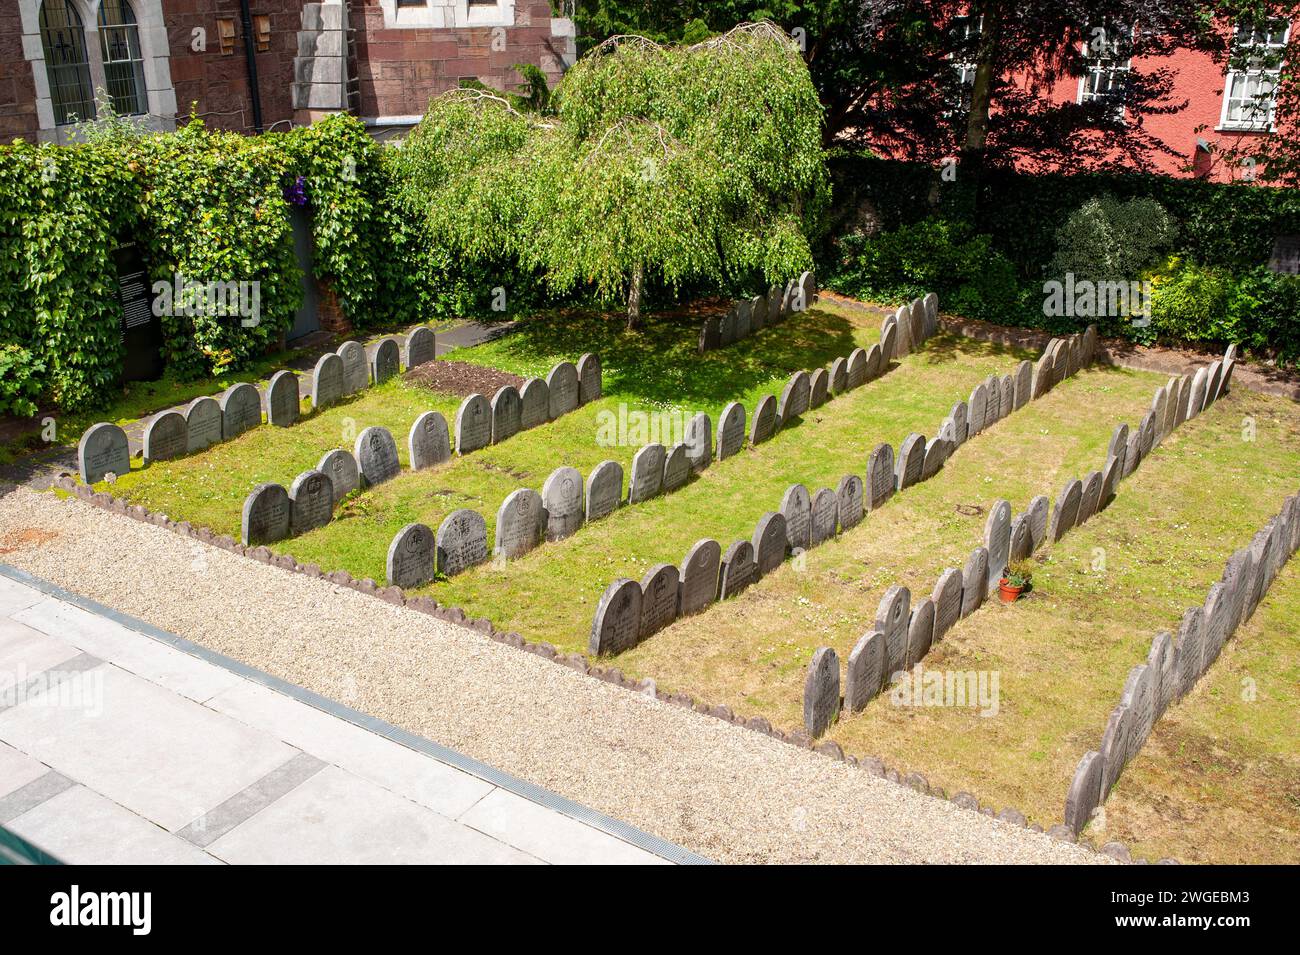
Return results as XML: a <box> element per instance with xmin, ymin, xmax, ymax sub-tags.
<box><xmin>1064</xmin><ymin>488</ymin><xmax>1299</xmax><ymax>836</ymax></box>
<box><xmin>451</xmin><ymin>354</ymin><xmax>601</xmax><ymax>455</ymax></box>
<box><xmin>698</xmin><ymin>271</ymin><xmax>818</xmax><ymax>353</ymax></box>
<box><xmin>879</xmin><ymin>292</ymin><xmax>940</xmax><ymax>361</ymax></box>
<box><xmin>312</xmin><ymin>325</ymin><xmax>437</xmax><ymax>412</ymax></box>
<box><xmin>384</xmin><ymin>508</ymin><xmax>492</xmax><ymax>588</ymax></box>
<box><xmin>1028</xmin><ymin>328</ymin><xmax>1097</xmax><ymax>401</ymax></box>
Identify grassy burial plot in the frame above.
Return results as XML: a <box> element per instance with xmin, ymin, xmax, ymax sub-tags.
<box><xmin>797</xmin><ymin>387</ymin><xmax>1300</xmax><ymax>837</ymax></box>
<box><xmin>1098</xmin><ymin>561</ymin><xmax>1300</xmax><ymax>865</ymax></box>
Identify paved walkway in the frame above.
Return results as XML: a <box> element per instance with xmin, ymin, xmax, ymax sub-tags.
<box><xmin>0</xmin><ymin>567</ymin><xmax>691</xmax><ymax>865</ymax></box>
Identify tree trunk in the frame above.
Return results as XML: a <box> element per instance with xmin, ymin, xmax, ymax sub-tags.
<box><xmin>626</xmin><ymin>263</ymin><xmax>643</xmax><ymax>331</ymax></box>
<box><xmin>961</xmin><ymin>1</ymin><xmax>1003</xmax><ymax>173</ymax></box>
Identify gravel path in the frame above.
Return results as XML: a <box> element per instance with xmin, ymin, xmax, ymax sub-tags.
<box><xmin>0</xmin><ymin>488</ymin><xmax>1105</xmax><ymax>864</ymax></box>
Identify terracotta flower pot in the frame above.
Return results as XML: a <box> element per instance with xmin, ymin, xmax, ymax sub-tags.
<box><xmin>998</xmin><ymin>578</ymin><xmax>1024</xmax><ymax>603</ymax></box>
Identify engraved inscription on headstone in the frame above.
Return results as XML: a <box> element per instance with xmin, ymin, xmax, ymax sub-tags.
<box><xmin>387</xmin><ymin>522</ymin><xmax>435</xmax><ymax>588</ymax></box>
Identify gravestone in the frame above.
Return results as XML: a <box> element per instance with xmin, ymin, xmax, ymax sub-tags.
<box><xmin>960</xmin><ymin>547</ymin><xmax>989</xmax><ymax>617</ymax></box>
<box><xmin>185</xmin><ymin>396</ymin><xmax>222</xmax><ymax>452</ymax></box>
<box><xmin>241</xmin><ymin>482</ymin><xmax>290</xmax><ymax>546</ymax></box>
<box><xmin>719</xmin><ymin>307</ymin><xmax>737</xmax><ymax>346</ymax></box>
<box><xmin>1078</xmin><ymin>470</ymin><xmax>1103</xmax><ymax>524</ymax></box>
<box><xmin>1025</xmin><ymin>495</ymin><xmax>1050</xmax><ymax>552</ymax></box>
<box><xmin>678</xmin><ymin>539</ymin><xmax>722</xmax><ymax>617</ymax></box>
<box><xmin>1099</xmin><ymin>452</ymin><xmax>1122</xmax><ymax>512</ymax></box>
<box><xmin>809</xmin><ymin>368</ymin><xmax>829</xmax><ymax>408</ymax></box>
<box><xmin>984</xmin><ymin>500</ymin><xmax>1011</xmax><ymax>592</ymax></box>
<box><xmin>1008</xmin><ymin>514</ymin><xmax>1032</xmax><ymax>563</ymax></box>
<box><xmin>780</xmin><ymin>484</ymin><xmax>812</xmax><ymax>552</ymax></box>
<box><xmin>719</xmin><ymin>540</ymin><xmax>758</xmax><ymax>599</ymax></box>
<box><xmin>921</xmin><ymin>436</ymin><xmax>951</xmax><ymax>481</ymax></box>
<box><xmin>289</xmin><ymin>469</ymin><xmax>334</xmax><ymax>535</ymax></box>
<box><xmin>1161</xmin><ymin>376</ymin><xmax>1180</xmax><ymax>438</ymax></box>
<box><xmin>1051</xmin><ymin>339</ymin><xmax>1069</xmax><ymax>385</ymax></box>
<box><xmin>799</xmin><ymin>270</ymin><xmax>817</xmax><ymax>309</ymax></box>
<box><xmin>355</xmin><ymin>426</ymin><xmax>400</xmax><ymax>487</ymax></box>
<box><xmin>879</xmin><ymin>322</ymin><xmax>897</xmax><ymax>364</ymax></box>
<box><xmin>895</xmin><ymin>433</ymin><xmax>926</xmax><ymax>490</ymax></box>
<box><xmin>716</xmin><ymin>402</ymin><xmax>746</xmax><ymax>460</ymax></box>
<box><xmin>1049</xmin><ymin>478</ymin><xmax>1083</xmax><ymax>542</ymax></box>
<box><xmin>967</xmin><ymin>383</ymin><xmax>988</xmax><ymax>436</ymax></box>
<box><xmin>489</xmin><ymin>385</ymin><xmax>522</xmax><ymax>446</ymax></box>
<box><xmin>409</xmin><ymin>411</ymin><xmax>451</xmax><ymax>470</ymax></box>
<box><xmin>735</xmin><ymin>300</ymin><xmax>752</xmax><ymax>340</ymax></box>
<box><xmin>984</xmin><ymin>376</ymin><xmax>1001</xmax><ymax>426</ymax></box>
<box><xmin>684</xmin><ymin>413</ymin><xmax>712</xmax><ymax>471</ymax></box>
<box><xmin>435</xmin><ymin>509</ymin><xmax>489</xmax><ymax>577</ymax></box>
<box><xmin>1099</xmin><ymin>704</ymin><xmax>1132</xmax><ymax>797</ymax></box>
<box><xmin>1107</xmin><ymin>423</ymin><xmax>1129</xmax><ymax>462</ymax></box>
<box><xmin>829</xmin><ymin>357</ymin><xmax>848</xmax><ymax>394</ymax></box>
<box><xmin>893</xmin><ymin>305</ymin><xmax>913</xmax><ymax>357</ymax></box>
<box><xmin>1121</xmin><ymin>664</ymin><xmax>1156</xmax><ymax>757</ymax></box>
<box><xmin>404</xmin><ymin>326</ymin><xmax>436</xmax><ymax>369</ymax></box>
<box><xmin>519</xmin><ymin>378</ymin><xmax>549</xmax><ymax>430</ymax></box>
<box><xmin>778</xmin><ymin>371</ymin><xmax>811</xmax><ymax>423</ymax></box>
<box><xmin>923</xmin><ymin>292</ymin><xmax>939</xmax><ymax>333</ymax></box>
<box><xmin>781</xmin><ymin>280</ymin><xmax>798</xmax><ymax>318</ymax></box>
<box><xmin>266</xmin><ymin>371</ymin><xmax>300</xmax><ymax>428</ymax></box>
<box><xmin>751</xmin><ymin>294</ymin><xmax>768</xmax><ymax>330</ymax></box>
<box><xmin>312</xmin><ymin>352</ymin><xmax>345</xmax><ymax>411</ymax></box>
<box><xmin>906</xmin><ymin>597</ymin><xmax>936</xmax><ymax>669</ymax></box>
<box><xmin>931</xmin><ymin>568</ymin><xmax>964</xmax><ymax>641</ymax></box>
<box><xmin>585</xmin><ymin>461</ymin><xmax>623</xmax><ymax>522</ymax></box>
<box><xmin>845</xmin><ymin>631</ymin><xmax>885</xmax><ymax>712</ymax></box>
<box><xmin>908</xmin><ymin>299</ymin><xmax>926</xmax><ymax>347</ymax></box>
<box><xmin>999</xmin><ymin>374</ymin><xmax>1014</xmax><ymax>420</ymax></box>
<box><xmin>546</xmin><ymin>361</ymin><xmax>580</xmax><ymax>419</ymax></box>
<box><xmin>837</xmin><ymin>474</ymin><xmax>865</xmax><ymax>530</ymax></box>
<box><xmin>639</xmin><ymin>563</ymin><xmax>680</xmax><ymax>639</ymax></box>
<box><xmin>752</xmin><ymin>511</ymin><xmax>789</xmax><ymax>576</ymax></box>
<box><xmin>1187</xmin><ymin>366</ymin><xmax>1208</xmax><ymax>419</ymax></box>
<box><xmin>767</xmin><ymin>285</ymin><xmax>782</xmax><ymax>323</ymax></box>
<box><xmin>542</xmin><ymin>466</ymin><xmax>585</xmax><ymax>541</ymax></box>
<box><xmin>810</xmin><ymin>488</ymin><xmax>838</xmax><ymax>546</ymax></box>
<box><xmin>1064</xmin><ymin>750</ymin><xmax>1103</xmax><ymax>836</ymax></box>
<box><xmin>78</xmin><ymin>422</ymin><xmax>130</xmax><ymax>484</ymax></box>
<box><xmin>662</xmin><ymin>443</ymin><xmax>691</xmax><ymax>492</ymax></box>
<box><xmin>1031</xmin><ymin>354</ymin><xmax>1053</xmax><ymax>399</ymax></box>
<box><xmin>494</xmin><ymin>489</ymin><xmax>545</xmax><ymax>559</ymax></box>
<box><xmin>698</xmin><ymin>315</ymin><xmax>720</xmax><ymax>353</ymax></box>
<box><xmin>455</xmin><ymin>394</ymin><xmax>492</xmax><ymax>455</ymax></box>
<box><xmin>221</xmin><ymin>382</ymin><xmax>261</xmax><ymax>440</ymax></box>
<box><xmin>143</xmin><ymin>410</ymin><xmax>187</xmax><ymax>464</ymax></box>
<box><xmin>577</xmin><ymin>353</ymin><xmax>602</xmax><ymax>404</ymax></box>
<box><xmin>589</xmin><ymin>579</ymin><xmax>644</xmax><ymax>656</ymax></box>
<box><xmin>317</xmin><ymin>448</ymin><xmax>359</xmax><ymax>504</ymax></box>
<box><xmin>846</xmin><ymin>348</ymin><xmax>867</xmax><ymax>388</ymax></box>
<box><xmin>1124</xmin><ymin>429</ymin><xmax>1142</xmax><ymax>477</ymax></box>
<box><xmin>865</xmin><ymin>344</ymin><xmax>883</xmax><ymax>381</ymax></box>
<box><xmin>866</xmin><ymin>443</ymin><xmax>896</xmax><ymax>510</ymax></box>
<box><xmin>1081</xmin><ymin>324</ymin><xmax>1099</xmax><ymax>366</ymax></box>
<box><xmin>629</xmin><ymin>443</ymin><xmax>666</xmax><ymax>504</ymax></box>
<box><xmin>1147</xmin><ymin>630</ymin><xmax>1176</xmax><ymax>718</ymax></box>
<box><xmin>749</xmin><ymin>395</ymin><xmax>778</xmax><ymax>445</ymax></box>
<box><xmin>948</xmin><ymin>401</ymin><xmax>969</xmax><ymax>446</ymax></box>
<box><xmin>1204</xmin><ymin>361</ymin><xmax>1223</xmax><ymax>411</ymax></box>
<box><xmin>370</xmin><ymin>337</ymin><xmax>401</xmax><ymax>384</ymax></box>
<box><xmin>875</xmin><ymin>585</ymin><xmax>911</xmax><ymax>678</ymax></box>
<box><xmin>803</xmin><ymin>646</ymin><xmax>841</xmax><ymax>738</ymax></box>
<box><xmin>1138</xmin><ymin>410</ymin><xmax>1156</xmax><ymax>458</ymax></box>
<box><xmin>1012</xmin><ymin>360</ymin><xmax>1033</xmax><ymax>411</ymax></box>
<box><xmin>337</xmin><ymin>341</ymin><xmax>369</xmax><ymax>395</ymax></box>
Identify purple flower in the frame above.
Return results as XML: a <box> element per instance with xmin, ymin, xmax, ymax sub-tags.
<box><xmin>284</xmin><ymin>175</ymin><xmax>309</xmax><ymax>207</ymax></box>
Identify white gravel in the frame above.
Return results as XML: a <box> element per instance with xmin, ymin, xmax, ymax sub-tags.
<box><xmin>0</xmin><ymin>488</ymin><xmax>1106</xmax><ymax>864</ymax></box>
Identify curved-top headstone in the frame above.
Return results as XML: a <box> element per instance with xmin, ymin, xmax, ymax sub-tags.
<box><xmin>78</xmin><ymin>422</ymin><xmax>130</xmax><ymax>484</ymax></box>
<box><xmin>803</xmin><ymin>646</ymin><xmax>840</xmax><ymax>738</ymax></box>
<box><xmin>864</xmin><ymin>343</ymin><xmax>883</xmax><ymax>381</ymax></box>
<box><xmin>698</xmin><ymin>315</ymin><xmax>720</xmax><ymax>353</ymax></box>
<box><xmin>735</xmin><ymin>300</ymin><xmax>752</xmax><ymax>340</ymax></box>
<box><xmin>719</xmin><ymin>307</ymin><xmax>737</xmax><ymax>346</ymax></box>
<box><xmin>923</xmin><ymin>291</ymin><xmax>939</xmax><ymax>333</ymax></box>
<box><xmin>875</xmin><ymin>584</ymin><xmax>911</xmax><ymax>677</ymax></box>
<box><xmin>542</xmin><ymin>465</ymin><xmax>584</xmax><ymax>541</ymax></box>
<box><xmin>749</xmin><ymin>395</ymin><xmax>777</xmax><ymax>445</ymax></box>
<box><xmin>1049</xmin><ymin>478</ymin><xmax>1083</xmax><ymax>543</ymax></box>
<box><xmin>409</xmin><ymin>411</ymin><xmax>451</xmax><ymax>470</ymax></box>
<box><xmin>845</xmin><ymin>348</ymin><xmax>868</xmax><ymax>390</ymax></box>
<box><xmin>906</xmin><ymin>597</ymin><xmax>936</xmax><ymax>670</ymax></box>
<box><xmin>719</xmin><ymin>540</ymin><xmax>758</xmax><ymax>600</ymax></box>
<box><xmin>767</xmin><ymin>285</ymin><xmax>782</xmax><ymax>323</ymax></box>
<box><xmin>185</xmin><ymin>396</ymin><xmax>222</xmax><ymax>452</ymax></box>
<box><xmin>455</xmin><ymin>394</ymin><xmax>491</xmax><ymax>455</ymax></box>
<box><xmin>908</xmin><ymin>299</ymin><xmax>926</xmax><ymax>347</ymax></box>
<box><xmin>810</xmin><ymin>487</ymin><xmax>838</xmax><ymax>546</ymax></box>
<box><xmin>662</xmin><ymin>443</ymin><xmax>691</xmax><ymax>492</ymax></box>
<box><xmin>845</xmin><ymin>631</ymin><xmax>885</xmax><ymax>712</ymax></box>
<box><xmin>241</xmin><ymin>482</ymin><xmax>290</xmax><ymax>546</ymax></box>
<box><xmin>716</xmin><ymin>402</ymin><xmax>746</xmax><ymax>460</ymax></box>
<box><xmin>337</xmin><ymin>341</ymin><xmax>369</xmax><ymax>395</ymax></box>
<box><xmin>370</xmin><ymin>337</ymin><xmax>401</xmax><ymax>385</ymax></box>
<box><xmin>143</xmin><ymin>410</ymin><xmax>187</xmax><ymax>464</ymax></box>
<box><xmin>866</xmin><ymin>442</ymin><xmax>895</xmax><ymax>510</ymax></box>
<box><xmin>317</xmin><ymin>448</ymin><xmax>359</xmax><ymax>504</ymax></box>
<box><xmin>829</xmin><ymin>356</ymin><xmax>848</xmax><ymax>395</ymax></box>
<box><xmin>585</xmin><ymin>460</ymin><xmax>623</xmax><ymax>523</ymax></box>
<box><xmin>798</xmin><ymin>270</ymin><xmax>817</xmax><ymax>308</ymax></box>
<box><xmin>809</xmin><ymin>368</ymin><xmax>830</xmax><ymax>409</ymax></box>
<box><xmin>781</xmin><ymin>484</ymin><xmax>812</xmax><ymax>553</ymax></box>
<box><xmin>495</xmin><ymin>488</ymin><xmax>545</xmax><ymax>559</ymax></box>
<box><xmin>577</xmin><ymin>353</ymin><xmax>602</xmax><ymax>405</ymax></box>
<box><xmin>519</xmin><ymin>378</ymin><xmax>549</xmax><ymax>430</ymax></box>
<box><xmin>1009</xmin><ymin>513</ymin><xmax>1032</xmax><ymax>563</ymax></box>
<box><xmin>778</xmin><ymin>371</ymin><xmax>811</xmax><ymax>424</ymax></box>
<box><xmin>999</xmin><ymin>373</ymin><xmax>1014</xmax><ymax>420</ymax></box>
<box><xmin>984</xmin><ymin>499</ymin><xmax>1012</xmax><ymax>592</ymax></box>
<box><xmin>1025</xmin><ymin>495</ymin><xmax>1050</xmax><ymax>552</ymax></box>
<box><xmin>266</xmin><ymin>370</ymin><xmax>300</xmax><ymax>428</ymax></box>
<box><xmin>967</xmin><ymin>382</ymin><xmax>989</xmax><ymax>436</ymax></box>
<box><xmin>221</xmin><ymin>382</ymin><xmax>261</xmax><ymax>440</ymax></box>
<box><xmin>752</xmin><ymin>511</ymin><xmax>788</xmax><ymax>576</ymax></box>
<box><xmin>781</xmin><ymin>279</ymin><xmax>798</xmax><ymax>317</ymax></box>
<box><xmin>751</xmin><ymin>294</ymin><xmax>767</xmax><ymax>330</ymax></box>
<box><xmin>679</xmin><ymin>538</ymin><xmax>722</xmax><ymax>617</ymax></box>
<box><xmin>879</xmin><ymin>321</ymin><xmax>897</xmax><ymax>364</ymax></box>
<box><xmin>546</xmin><ymin>362</ymin><xmax>580</xmax><ymax>419</ymax></box>
<box><xmin>837</xmin><ymin>474</ymin><xmax>865</xmax><ymax>531</ymax></box>
<box><xmin>1012</xmin><ymin>360</ymin><xmax>1033</xmax><ymax>411</ymax></box>
<box><xmin>404</xmin><ymin>326</ymin><xmax>436</xmax><ymax>368</ymax></box>
<box><xmin>629</xmin><ymin>443</ymin><xmax>666</xmax><ymax>504</ymax></box>
<box><xmin>895</xmin><ymin>433</ymin><xmax>926</xmax><ymax>491</ymax></box>
<box><xmin>490</xmin><ymin>386</ymin><xmax>522</xmax><ymax>445</ymax></box>
<box><xmin>639</xmin><ymin>563</ymin><xmax>680</xmax><ymax>639</ymax></box>
<box><xmin>312</xmin><ymin>352</ymin><xmax>345</xmax><ymax>410</ymax></box>
<box><xmin>1187</xmin><ymin>366</ymin><xmax>1208</xmax><ymax>419</ymax></box>
<box><xmin>1064</xmin><ymin>750</ymin><xmax>1103</xmax><ymax>835</ymax></box>
<box><xmin>590</xmin><ymin>579</ymin><xmax>643</xmax><ymax>656</ymax></box>
<box><xmin>289</xmin><ymin>469</ymin><xmax>334</xmax><ymax>535</ymax></box>
<box><xmin>355</xmin><ymin>426</ymin><xmax>400</xmax><ymax>487</ymax></box>
<box><xmin>1077</xmin><ymin>470</ymin><xmax>1103</xmax><ymax>524</ymax></box>
<box><xmin>893</xmin><ymin>305</ymin><xmax>913</xmax><ymax>357</ymax></box>
<box><xmin>435</xmin><ymin>508</ymin><xmax>488</xmax><ymax>577</ymax></box>
<box><xmin>931</xmin><ymin>568</ymin><xmax>963</xmax><ymax>641</ymax></box>
<box><xmin>387</xmin><ymin>522</ymin><xmax>434</xmax><ymax>588</ymax></box>
<box><xmin>921</xmin><ymin>436</ymin><xmax>952</xmax><ymax>480</ymax></box>
<box><xmin>960</xmin><ymin>546</ymin><xmax>989</xmax><ymax>617</ymax></box>
<box><xmin>684</xmin><ymin>412</ymin><xmax>712</xmax><ymax>472</ymax></box>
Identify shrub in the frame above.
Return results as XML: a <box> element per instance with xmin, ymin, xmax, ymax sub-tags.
<box><xmin>0</xmin><ymin>344</ymin><xmax>46</xmax><ymax>417</ymax></box>
<box><xmin>1048</xmin><ymin>195</ymin><xmax>1177</xmax><ymax>284</ymax></box>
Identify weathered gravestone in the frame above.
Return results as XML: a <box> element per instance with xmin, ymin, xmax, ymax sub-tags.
<box><xmin>494</xmin><ymin>488</ymin><xmax>545</xmax><ymax>559</ymax></box>
<box><xmin>355</xmin><ymin>426</ymin><xmax>400</xmax><ymax>486</ymax></box>
<box><xmin>1049</xmin><ymin>478</ymin><xmax>1083</xmax><ymax>543</ymax></box>
<box><xmin>678</xmin><ymin>538</ymin><xmax>722</xmax><ymax>617</ymax></box>
<box><xmin>639</xmin><ymin>563</ymin><xmax>680</xmax><ymax>639</ymax></box>
<box><xmin>241</xmin><ymin>482</ymin><xmax>290</xmax><ymax>546</ymax></box>
<box><xmin>542</xmin><ymin>466</ymin><xmax>585</xmax><ymax>541</ymax></box>
<box><xmin>455</xmin><ymin>394</ymin><xmax>492</xmax><ymax>455</ymax></box>
<box><xmin>1008</xmin><ymin>514</ymin><xmax>1032</xmax><ymax>563</ymax></box>
<box><xmin>752</xmin><ymin>511</ymin><xmax>788</xmax><ymax>576</ymax></box>
<box><xmin>1012</xmin><ymin>360</ymin><xmax>1033</xmax><ymax>411</ymax></box>
<box><xmin>751</xmin><ymin>294</ymin><xmax>768</xmax><ymax>330</ymax></box>
<box><xmin>1025</xmin><ymin>495</ymin><xmax>1050</xmax><ymax>552</ymax></box>
<box><xmin>1031</xmin><ymin>352</ymin><xmax>1053</xmax><ymax>399</ymax></box>
<box><xmin>809</xmin><ymin>368</ymin><xmax>829</xmax><ymax>408</ymax></box>
<box><xmin>845</xmin><ymin>632</ymin><xmax>885</xmax><ymax>712</ymax></box>
<box><xmin>810</xmin><ymin>487</ymin><xmax>838</xmax><ymax>546</ymax></box>
<box><xmin>984</xmin><ymin>500</ymin><xmax>1012</xmax><ymax>592</ymax></box>
<box><xmin>1099</xmin><ymin>703</ymin><xmax>1132</xmax><ymax>797</ymax></box>
<box><xmin>289</xmin><ymin>469</ymin><xmax>334</xmax><ymax>535</ymax></box>
<box><xmin>716</xmin><ymin>402</ymin><xmax>746</xmax><ymax>460</ymax></box>
<box><xmin>698</xmin><ymin>315</ymin><xmax>720</xmax><ymax>353</ymax></box>
<box><xmin>629</xmin><ymin>443</ymin><xmax>666</xmax><ymax>504</ymax></box>
<box><xmin>1107</xmin><ymin>423</ymin><xmax>1129</xmax><ymax>462</ymax></box>
<box><xmin>967</xmin><ymin>382</ymin><xmax>988</xmax><ymax>436</ymax></box>
<box><xmin>589</xmin><ymin>580</ymin><xmax>643</xmax><ymax>656</ymax></box>
<box><xmin>837</xmin><ymin>474</ymin><xmax>865</xmax><ymax>531</ymax></box>
<box><xmin>865</xmin><ymin>344</ymin><xmax>883</xmax><ymax>381</ymax></box>
<box><xmin>1063</xmin><ymin>750</ymin><xmax>1103</xmax><ymax>835</ymax></box>
<box><xmin>876</xmin><ymin>585</ymin><xmax>911</xmax><ymax>678</ymax></box>
<box><xmin>866</xmin><ymin>443</ymin><xmax>895</xmax><ymax>510</ymax></box>
<box><xmin>312</xmin><ymin>352</ymin><xmax>345</xmax><ymax>410</ymax></box>
<box><xmin>409</xmin><ymin>411</ymin><xmax>451</xmax><ymax>470</ymax></box>
<box><xmin>546</xmin><ymin>361</ymin><xmax>580</xmax><ymax>419</ymax></box>
<box><xmin>1124</xmin><ymin>427</ymin><xmax>1143</xmax><ymax>478</ymax></box>
<box><xmin>1077</xmin><ymin>470</ymin><xmax>1103</xmax><ymax>524</ymax></box>
<box><xmin>923</xmin><ymin>291</ymin><xmax>939</xmax><ymax>333</ymax></box>
<box><xmin>78</xmin><ymin>422</ymin><xmax>130</xmax><ymax>484</ymax></box>
<box><xmin>719</xmin><ymin>307</ymin><xmax>737</xmax><ymax>346</ymax></box>
<box><xmin>908</xmin><ymin>299</ymin><xmax>926</xmax><ymax>347</ymax></box>
<box><xmin>317</xmin><ymin>448</ymin><xmax>359</xmax><ymax>504</ymax></box>
<box><xmin>337</xmin><ymin>341</ymin><xmax>369</xmax><ymax>395</ymax></box>
<box><xmin>370</xmin><ymin>337</ymin><xmax>401</xmax><ymax>385</ymax></box>
<box><xmin>143</xmin><ymin>410</ymin><xmax>187</xmax><ymax>464</ymax></box>
<box><xmin>577</xmin><ymin>353</ymin><xmax>602</xmax><ymax>404</ymax></box>
<box><xmin>781</xmin><ymin>484</ymin><xmax>812</xmax><ymax>552</ymax></box>
<box><xmin>921</xmin><ymin>436</ymin><xmax>952</xmax><ymax>481</ymax></box>
<box><xmin>799</xmin><ymin>270</ymin><xmax>817</xmax><ymax>309</ymax></box>
<box><xmin>1147</xmin><ymin>630</ymin><xmax>1176</xmax><ymax>719</ymax></box>
<box><xmin>1187</xmin><ymin>366</ymin><xmax>1208</xmax><ymax>419</ymax></box>
<box><xmin>684</xmin><ymin>413</ymin><xmax>712</xmax><ymax>472</ymax></box>
<box><xmin>585</xmin><ymin>461</ymin><xmax>623</xmax><ymax>523</ymax></box>
<box><xmin>895</xmin><ymin>433</ymin><xmax>926</xmax><ymax>490</ymax></box>
<box><xmin>846</xmin><ymin>348</ymin><xmax>867</xmax><ymax>388</ymax></box>
<box><xmin>829</xmin><ymin>357</ymin><xmax>848</xmax><ymax>394</ymax></box>
<box><xmin>999</xmin><ymin>374</ymin><xmax>1015</xmax><ymax>420</ymax></box>
<box><xmin>893</xmin><ymin>305</ymin><xmax>913</xmax><ymax>357</ymax></box>
<box><xmin>767</xmin><ymin>285</ymin><xmax>782</xmax><ymax>322</ymax></box>
<box><xmin>662</xmin><ymin>443</ymin><xmax>691</xmax><ymax>492</ymax></box>
<box><xmin>490</xmin><ymin>386</ymin><xmax>522</xmax><ymax>445</ymax></box>
<box><xmin>948</xmin><ymin>401</ymin><xmax>969</xmax><ymax>446</ymax></box>
<box><xmin>221</xmin><ymin>382</ymin><xmax>261</xmax><ymax>440</ymax></box>
<box><xmin>404</xmin><ymin>326</ymin><xmax>436</xmax><ymax>369</ymax></box>
<box><xmin>719</xmin><ymin>540</ymin><xmax>758</xmax><ymax>600</ymax></box>
<box><xmin>519</xmin><ymin>378</ymin><xmax>549</xmax><ymax>430</ymax></box>
<box><xmin>778</xmin><ymin>371</ymin><xmax>811</xmax><ymax>424</ymax></box>
<box><xmin>906</xmin><ymin>597</ymin><xmax>936</xmax><ymax>669</ymax></box>
<box><xmin>803</xmin><ymin>646</ymin><xmax>840</xmax><ymax>738</ymax></box>
<box><xmin>931</xmin><ymin>568</ymin><xmax>963</xmax><ymax>641</ymax></box>
<box><xmin>1174</xmin><ymin>607</ymin><xmax>1204</xmax><ymax>698</ymax></box>
<box><xmin>735</xmin><ymin>300</ymin><xmax>752</xmax><ymax>340</ymax></box>
<box><xmin>781</xmin><ymin>280</ymin><xmax>798</xmax><ymax>318</ymax></box>
<box><xmin>960</xmin><ymin>547</ymin><xmax>989</xmax><ymax>617</ymax></box>
<box><xmin>879</xmin><ymin>322</ymin><xmax>897</xmax><ymax>364</ymax></box>
<box><xmin>266</xmin><ymin>371</ymin><xmax>299</xmax><ymax>428</ymax></box>
<box><xmin>749</xmin><ymin>394</ymin><xmax>778</xmax><ymax>445</ymax></box>
<box><xmin>436</xmin><ymin>509</ymin><xmax>489</xmax><ymax>577</ymax></box>
<box><xmin>185</xmin><ymin>396</ymin><xmax>222</xmax><ymax>452</ymax></box>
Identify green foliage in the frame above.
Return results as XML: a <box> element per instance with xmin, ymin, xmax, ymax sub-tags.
<box><xmin>1047</xmin><ymin>196</ymin><xmax>1177</xmax><ymax>284</ymax></box>
<box><xmin>0</xmin><ymin>344</ymin><xmax>46</xmax><ymax>416</ymax></box>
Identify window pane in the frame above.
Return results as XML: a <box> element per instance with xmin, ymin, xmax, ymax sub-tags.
<box><xmin>97</xmin><ymin>0</ymin><xmax>147</xmax><ymax>116</ymax></box>
<box><xmin>40</xmin><ymin>0</ymin><xmax>96</xmax><ymax>125</ymax></box>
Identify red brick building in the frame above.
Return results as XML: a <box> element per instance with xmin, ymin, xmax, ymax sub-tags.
<box><xmin>1</xmin><ymin>0</ymin><xmax>576</xmax><ymax>143</ymax></box>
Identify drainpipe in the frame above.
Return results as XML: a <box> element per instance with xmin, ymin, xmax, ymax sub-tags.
<box><xmin>238</xmin><ymin>0</ymin><xmax>264</xmax><ymax>132</ymax></box>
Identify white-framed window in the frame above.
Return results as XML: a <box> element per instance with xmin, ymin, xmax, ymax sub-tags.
<box><xmin>948</xmin><ymin>14</ymin><xmax>983</xmax><ymax>112</ymax></box>
<box><xmin>39</xmin><ymin>0</ymin><xmax>96</xmax><ymax>125</ymax></box>
<box><xmin>1220</xmin><ymin>19</ymin><xmax>1290</xmax><ymax>131</ymax></box>
<box><xmin>381</xmin><ymin>0</ymin><xmax>515</xmax><ymax>29</ymax></box>
<box><xmin>98</xmin><ymin>0</ymin><xmax>147</xmax><ymax>116</ymax></box>
<box><xmin>1077</xmin><ymin>23</ymin><xmax>1133</xmax><ymax>120</ymax></box>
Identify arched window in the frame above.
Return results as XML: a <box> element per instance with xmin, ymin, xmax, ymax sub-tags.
<box><xmin>39</xmin><ymin>0</ymin><xmax>95</xmax><ymax>125</ymax></box>
<box><xmin>97</xmin><ymin>0</ymin><xmax>148</xmax><ymax>116</ymax></box>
